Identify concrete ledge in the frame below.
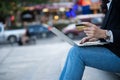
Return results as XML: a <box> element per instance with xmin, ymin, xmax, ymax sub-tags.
<box><xmin>83</xmin><ymin>67</ymin><xmax>120</xmax><ymax>80</ymax></box>
<box><xmin>61</xmin><ymin>58</ymin><xmax>120</xmax><ymax>80</ymax></box>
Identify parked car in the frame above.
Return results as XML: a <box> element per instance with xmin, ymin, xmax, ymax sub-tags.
<box><xmin>28</xmin><ymin>24</ymin><xmax>52</xmax><ymax>38</ymax></box>
<box><xmin>75</xmin><ymin>13</ymin><xmax>105</xmax><ymax>26</ymax></box>
<box><xmin>62</xmin><ymin>14</ymin><xmax>105</xmax><ymax>39</ymax></box>
<box><xmin>0</xmin><ymin>23</ymin><xmax>25</xmax><ymax>44</ymax></box>
<box><xmin>62</xmin><ymin>24</ymin><xmax>85</xmax><ymax>39</ymax></box>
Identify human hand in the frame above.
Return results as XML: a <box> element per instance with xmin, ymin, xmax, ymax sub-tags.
<box><xmin>80</xmin><ymin>37</ymin><xmax>98</xmax><ymax>44</ymax></box>
<box><xmin>82</xmin><ymin>22</ymin><xmax>107</xmax><ymax>39</ymax></box>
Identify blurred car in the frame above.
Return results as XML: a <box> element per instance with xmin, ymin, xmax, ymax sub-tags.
<box><xmin>91</xmin><ymin>17</ymin><xmax>103</xmax><ymax>26</ymax></box>
<box><xmin>28</xmin><ymin>24</ymin><xmax>52</xmax><ymax>38</ymax></box>
<box><xmin>75</xmin><ymin>13</ymin><xmax>105</xmax><ymax>26</ymax></box>
<box><xmin>62</xmin><ymin>24</ymin><xmax>85</xmax><ymax>39</ymax></box>
<box><xmin>0</xmin><ymin>23</ymin><xmax>25</xmax><ymax>44</ymax></box>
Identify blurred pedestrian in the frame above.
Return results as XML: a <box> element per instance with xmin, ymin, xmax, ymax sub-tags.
<box><xmin>40</xmin><ymin>15</ymin><xmax>48</xmax><ymax>24</ymax></box>
<box><xmin>20</xmin><ymin>22</ymin><xmax>30</xmax><ymax>45</ymax></box>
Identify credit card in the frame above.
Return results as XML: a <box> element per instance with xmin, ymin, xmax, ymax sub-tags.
<box><xmin>76</xmin><ymin>24</ymin><xmax>87</xmax><ymax>31</ymax></box>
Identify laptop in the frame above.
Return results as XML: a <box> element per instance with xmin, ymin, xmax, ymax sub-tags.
<box><xmin>43</xmin><ymin>24</ymin><xmax>107</xmax><ymax>46</ymax></box>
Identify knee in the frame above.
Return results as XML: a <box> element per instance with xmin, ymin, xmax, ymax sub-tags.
<box><xmin>70</xmin><ymin>46</ymin><xmax>80</xmax><ymax>52</ymax></box>
<box><xmin>68</xmin><ymin>46</ymin><xmax>82</xmax><ymax>58</ymax></box>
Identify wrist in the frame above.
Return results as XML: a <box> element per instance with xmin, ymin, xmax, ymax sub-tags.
<box><xmin>101</xmin><ymin>30</ymin><xmax>107</xmax><ymax>39</ymax></box>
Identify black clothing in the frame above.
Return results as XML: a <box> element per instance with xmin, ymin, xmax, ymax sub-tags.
<box><xmin>101</xmin><ymin>0</ymin><xmax>110</xmax><ymax>13</ymax></box>
<box><xmin>26</xmin><ymin>29</ymin><xmax>31</xmax><ymax>37</ymax></box>
<box><xmin>102</xmin><ymin>0</ymin><xmax>120</xmax><ymax>57</ymax></box>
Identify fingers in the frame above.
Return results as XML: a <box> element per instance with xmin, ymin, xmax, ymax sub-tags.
<box><xmin>84</xmin><ymin>27</ymin><xmax>95</xmax><ymax>38</ymax></box>
<box><xmin>80</xmin><ymin>22</ymin><xmax>104</xmax><ymax>39</ymax></box>
<box><xmin>82</xmin><ymin>23</ymin><xmax>100</xmax><ymax>38</ymax></box>
<box><xmin>80</xmin><ymin>37</ymin><xmax>90</xmax><ymax>44</ymax></box>
<box><xmin>80</xmin><ymin>37</ymin><xmax>98</xmax><ymax>44</ymax></box>
<box><xmin>88</xmin><ymin>38</ymin><xmax>98</xmax><ymax>42</ymax></box>
<box><xmin>84</xmin><ymin>26</ymin><xmax>96</xmax><ymax>31</ymax></box>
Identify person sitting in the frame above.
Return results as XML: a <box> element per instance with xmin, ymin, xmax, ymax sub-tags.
<box><xmin>59</xmin><ymin>0</ymin><xmax>120</xmax><ymax>80</ymax></box>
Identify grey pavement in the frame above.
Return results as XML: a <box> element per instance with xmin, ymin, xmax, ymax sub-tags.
<box><xmin>0</xmin><ymin>41</ymin><xmax>120</xmax><ymax>80</ymax></box>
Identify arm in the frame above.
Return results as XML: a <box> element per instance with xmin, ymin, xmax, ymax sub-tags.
<box><xmin>80</xmin><ymin>22</ymin><xmax>120</xmax><ymax>44</ymax></box>
<box><xmin>80</xmin><ymin>22</ymin><xmax>113</xmax><ymax>44</ymax></box>
<box><xmin>111</xmin><ymin>30</ymin><xmax>120</xmax><ymax>44</ymax></box>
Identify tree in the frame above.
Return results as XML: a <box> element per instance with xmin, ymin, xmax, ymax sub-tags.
<box><xmin>0</xmin><ymin>0</ymin><xmax>48</xmax><ymax>25</ymax></box>
<box><xmin>0</xmin><ymin>0</ymin><xmax>48</xmax><ymax>16</ymax></box>
<box><xmin>24</xmin><ymin>0</ymin><xmax>48</xmax><ymax>4</ymax></box>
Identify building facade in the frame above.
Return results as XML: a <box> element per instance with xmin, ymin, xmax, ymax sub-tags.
<box><xmin>49</xmin><ymin>0</ymin><xmax>73</xmax><ymax>3</ymax></box>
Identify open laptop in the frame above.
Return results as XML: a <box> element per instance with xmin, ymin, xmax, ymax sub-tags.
<box><xmin>43</xmin><ymin>24</ymin><xmax>107</xmax><ymax>46</ymax></box>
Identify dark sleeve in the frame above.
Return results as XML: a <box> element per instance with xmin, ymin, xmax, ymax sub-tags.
<box><xmin>111</xmin><ymin>30</ymin><xmax>120</xmax><ymax>44</ymax></box>
<box><xmin>99</xmin><ymin>30</ymin><xmax>120</xmax><ymax>44</ymax></box>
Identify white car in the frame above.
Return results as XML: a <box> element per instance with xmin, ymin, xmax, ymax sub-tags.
<box><xmin>0</xmin><ymin>23</ymin><xmax>25</xmax><ymax>44</ymax></box>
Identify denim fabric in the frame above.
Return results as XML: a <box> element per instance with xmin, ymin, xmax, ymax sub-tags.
<box><xmin>59</xmin><ymin>46</ymin><xmax>120</xmax><ymax>80</ymax></box>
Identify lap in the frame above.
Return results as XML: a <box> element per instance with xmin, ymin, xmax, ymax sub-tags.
<box><xmin>69</xmin><ymin>46</ymin><xmax>120</xmax><ymax>73</ymax></box>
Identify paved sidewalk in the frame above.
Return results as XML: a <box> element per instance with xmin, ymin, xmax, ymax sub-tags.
<box><xmin>0</xmin><ymin>43</ymin><xmax>119</xmax><ymax>80</ymax></box>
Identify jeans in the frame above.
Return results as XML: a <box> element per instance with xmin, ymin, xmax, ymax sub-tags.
<box><xmin>59</xmin><ymin>46</ymin><xmax>120</xmax><ymax>80</ymax></box>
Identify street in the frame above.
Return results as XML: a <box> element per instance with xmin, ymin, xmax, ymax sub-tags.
<box><xmin>0</xmin><ymin>36</ymin><xmax>120</xmax><ymax>80</ymax></box>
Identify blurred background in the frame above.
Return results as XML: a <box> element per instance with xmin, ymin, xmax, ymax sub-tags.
<box><xmin>1</xmin><ymin>0</ymin><xmax>119</xmax><ymax>80</ymax></box>
<box><xmin>0</xmin><ymin>0</ymin><xmax>104</xmax><ymax>45</ymax></box>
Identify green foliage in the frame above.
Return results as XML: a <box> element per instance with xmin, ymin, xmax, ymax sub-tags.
<box><xmin>0</xmin><ymin>0</ymin><xmax>48</xmax><ymax>17</ymax></box>
<box><xmin>25</xmin><ymin>0</ymin><xmax>48</xmax><ymax>4</ymax></box>
<box><xmin>6</xmin><ymin>26</ymin><xmax>23</xmax><ymax>30</ymax></box>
